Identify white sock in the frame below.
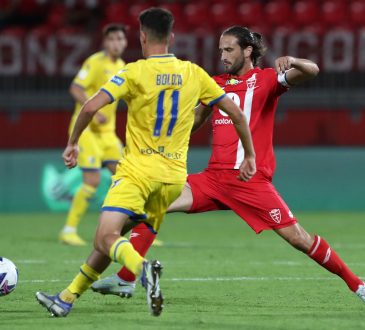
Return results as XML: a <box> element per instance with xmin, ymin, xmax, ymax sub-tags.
<box><xmin>62</xmin><ymin>226</ymin><xmax>76</xmax><ymax>234</ymax></box>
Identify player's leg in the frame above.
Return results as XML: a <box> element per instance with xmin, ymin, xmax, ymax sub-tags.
<box><xmin>274</xmin><ymin>223</ymin><xmax>313</xmax><ymax>252</ymax></box>
<box><xmin>92</xmin><ymin>179</ymin><xmax>210</xmax><ymax>297</ymax></box>
<box><xmin>92</xmin><ymin>222</ymin><xmax>158</xmax><ymax>297</ymax></box>
<box><xmin>275</xmin><ymin>223</ymin><xmax>365</xmax><ymax>297</ymax></box>
<box><xmin>60</xmin><ymin>132</ymin><xmax>102</xmax><ymax>246</ymax></box>
<box><xmin>151</xmin><ymin>183</ymin><xmax>193</xmax><ymax>246</ymax></box>
<box><xmin>92</xmin><ymin>211</ymin><xmax>162</xmax><ymax>306</ymax></box>
<box><xmin>167</xmin><ymin>183</ymin><xmax>193</xmax><ymax>212</ymax></box>
<box><xmin>96</xmin><ymin>222</ymin><xmax>156</xmax><ymax>297</ymax></box>
<box><xmin>36</xmin><ymin>210</ymin><xmax>158</xmax><ymax>316</ymax></box>
<box><xmin>93</xmin><ymin>210</ymin><xmax>145</xmax><ymax>275</ymax></box>
<box><xmin>100</xmin><ymin>176</ymin><xmax>165</xmax><ymax>315</ymax></box>
<box><xmin>58</xmin><ymin>249</ymin><xmax>110</xmax><ymax>303</ymax></box>
<box><xmin>115</xmin><ymin>184</ymin><xmax>193</xmax><ymax>285</ymax></box>
<box><xmin>138</xmin><ymin>182</ymin><xmax>185</xmax><ymax>314</ymax></box>
<box><xmin>104</xmin><ymin>154</ymin><xmax>164</xmax><ymax>250</ymax></box>
<box><xmin>37</xmin><ymin>211</ymin><xmax>134</xmax><ymax>315</ymax></box>
<box><xmin>36</xmin><ymin>223</ymin><xmax>142</xmax><ymax>318</ymax></box>
<box><xmin>217</xmin><ymin>171</ymin><xmax>365</xmax><ymax>300</ymax></box>
<box><xmin>35</xmin><ymin>248</ymin><xmax>108</xmax><ymax>317</ymax></box>
<box><xmin>60</xmin><ymin>170</ymin><xmax>100</xmax><ymax>245</ymax></box>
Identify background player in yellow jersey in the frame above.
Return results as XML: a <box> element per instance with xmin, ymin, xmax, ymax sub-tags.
<box><xmin>36</xmin><ymin>7</ymin><xmax>256</xmax><ymax>317</ymax></box>
<box><xmin>59</xmin><ymin>24</ymin><xmax>127</xmax><ymax>246</ymax></box>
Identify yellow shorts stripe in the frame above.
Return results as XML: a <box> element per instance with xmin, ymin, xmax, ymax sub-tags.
<box><xmin>101</xmin><ymin>206</ymin><xmax>147</xmax><ymax>220</ymax></box>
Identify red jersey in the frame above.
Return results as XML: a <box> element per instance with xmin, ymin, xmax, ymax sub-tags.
<box><xmin>207</xmin><ymin>67</ymin><xmax>288</xmax><ymax>179</ymax></box>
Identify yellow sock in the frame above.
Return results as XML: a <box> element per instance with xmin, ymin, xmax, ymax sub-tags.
<box><xmin>65</xmin><ymin>184</ymin><xmax>96</xmax><ymax>229</ymax></box>
<box><xmin>59</xmin><ymin>289</ymin><xmax>77</xmax><ymax>304</ymax></box>
<box><xmin>109</xmin><ymin>237</ymin><xmax>145</xmax><ymax>276</ymax></box>
<box><xmin>60</xmin><ymin>263</ymin><xmax>100</xmax><ymax>303</ymax></box>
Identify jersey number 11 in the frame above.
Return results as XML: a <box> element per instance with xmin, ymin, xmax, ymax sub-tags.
<box><xmin>153</xmin><ymin>90</ymin><xmax>179</xmax><ymax>137</ymax></box>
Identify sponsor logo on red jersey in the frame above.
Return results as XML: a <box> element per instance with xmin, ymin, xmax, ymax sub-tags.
<box><xmin>214</xmin><ymin>118</ymin><xmax>233</xmax><ymax>125</ymax></box>
<box><xmin>225</xmin><ymin>78</ymin><xmax>243</xmax><ymax>86</ymax></box>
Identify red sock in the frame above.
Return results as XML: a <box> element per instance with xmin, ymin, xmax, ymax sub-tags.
<box><xmin>308</xmin><ymin>235</ymin><xmax>363</xmax><ymax>292</ymax></box>
<box><xmin>117</xmin><ymin>222</ymin><xmax>156</xmax><ymax>282</ymax></box>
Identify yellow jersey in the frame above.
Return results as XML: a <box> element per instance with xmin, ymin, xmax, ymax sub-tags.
<box><xmin>101</xmin><ymin>54</ymin><xmax>225</xmax><ymax>184</ymax></box>
<box><xmin>70</xmin><ymin>51</ymin><xmax>125</xmax><ymax>133</ymax></box>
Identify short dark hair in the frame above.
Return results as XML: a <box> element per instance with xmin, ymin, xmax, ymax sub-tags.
<box><xmin>222</xmin><ymin>26</ymin><xmax>266</xmax><ymax>66</ymax></box>
<box><xmin>139</xmin><ymin>7</ymin><xmax>174</xmax><ymax>42</ymax></box>
<box><xmin>102</xmin><ymin>23</ymin><xmax>127</xmax><ymax>37</ymax></box>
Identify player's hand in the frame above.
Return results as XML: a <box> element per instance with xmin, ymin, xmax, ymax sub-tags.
<box><xmin>275</xmin><ymin>56</ymin><xmax>296</xmax><ymax>74</ymax></box>
<box><xmin>237</xmin><ymin>156</ymin><xmax>256</xmax><ymax>182</ymax></box>
<box><xmin>95</xmin><ymin>112</ymin><xmax>107</xmax><ymax>124</ymax></box>
<box><xmin>62</xmin><ymin>144</ymin><xmax>79</xmax><ymax>169</ymax></box>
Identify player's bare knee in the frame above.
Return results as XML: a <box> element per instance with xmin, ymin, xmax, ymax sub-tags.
<box><xmin>87</xmin><ymin>177</ymin><xmax>100</xmax><ymax>188</ymax></box>
<box><xmin>93</xmin><ymin>230</ymin><xmax>106</xmax><ymax>253</ymax></box>
<box><xmin>93</xmin><ymin>238</ymin><xmax>103</xmax><ymax>254</ymax></box>
<box><xmin>83</xmin><ymin>172</ymin><xmax>101</xmax><ymax>188</ymax></box>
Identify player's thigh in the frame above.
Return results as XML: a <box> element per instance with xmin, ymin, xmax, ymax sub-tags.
<box><xmin>77</xmin><ymin>130</ymin><xmax>102</xmax><ymax>170</ymax></box>
<box><xmin>187</xmin><ymin>171</ymin><xmax>229</xmax><ymax>213</ymax></box>
<box><xmin>100</xmin><ymin>132</ymin><xmax>123</xmax><ymax>168</ymax></box>
<box><xmin>221</xmin><ymin>177</ymin><xmax>297</xmax><ymax>234</ymax></box>
<box><xmin>103</xmin><ymin>174</ymin><xmax>150</xmax><ymax>219</ymax></box>
<box><xmin>144</xmin><ymin>183</ymin><xmax>185</xmax><ymax>232</ymax></box>
<box><xmin>167</xmin><ymin>183</ymin><xmax>193</xmax><ymax>212</ymax></box>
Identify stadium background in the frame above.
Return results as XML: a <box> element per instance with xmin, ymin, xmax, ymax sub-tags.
<box><xmin>1</xmin><ymin>0</ymin><xmax>365</xmax><ymax>212</ymax></box>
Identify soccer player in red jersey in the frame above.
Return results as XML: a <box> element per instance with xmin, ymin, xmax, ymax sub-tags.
<box><xmin>92</xmin><ymin>26</ymin><xmax>365</xmax><ymax>303</ymax></box>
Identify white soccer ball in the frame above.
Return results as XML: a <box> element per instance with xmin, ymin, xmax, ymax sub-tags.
<box><xmin>0</xmin><ymin>257</ymin><xmax>18</xmax><ymax>296</ymax></box>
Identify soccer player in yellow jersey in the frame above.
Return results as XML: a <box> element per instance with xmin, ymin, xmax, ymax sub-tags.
<box><xmin>36</xmin><ymin>7</ymin><xmax>256</xmax><ymax>317</ymax></box>
<box><xmin>59</xmin><ymin>24</ymin><xmax>127</xmax><ymax>246</ymax></box>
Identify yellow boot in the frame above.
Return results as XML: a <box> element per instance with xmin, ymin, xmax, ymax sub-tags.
<box><xmin>59</xmin><ymin>232</ymin><xmax>87</xmax><ymax>246</ymax></box>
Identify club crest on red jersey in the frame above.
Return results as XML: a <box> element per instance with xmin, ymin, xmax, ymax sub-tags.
<box><xmin>269</xmin><ymin>208</ymin><xmax>281</xmax><ymax>223</ymax></box>
<box><xmin>246</xmin><ymin>73</ymin><xmax>257</xmax><ymax>89</ymax></box>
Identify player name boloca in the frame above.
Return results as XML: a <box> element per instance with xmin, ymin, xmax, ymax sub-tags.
<box><xmin>156</xmin><ymin>73</ymin><xmax>182</xmax><ymax>86</ymax></box>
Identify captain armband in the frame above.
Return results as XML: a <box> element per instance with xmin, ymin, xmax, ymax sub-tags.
<box><xmin>277</xmin><ymin>71</ymin><xmax>291</xmax><ymax>87</ymax></box>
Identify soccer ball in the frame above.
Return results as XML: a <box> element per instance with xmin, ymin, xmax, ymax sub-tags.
<box><xmin>0</xmin><ymin>257</ymin><xmax>18</xmax><ymax>296</ymax></box>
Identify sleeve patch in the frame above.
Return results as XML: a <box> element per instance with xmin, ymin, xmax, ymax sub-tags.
<box><xmin>77</xmin><ymin>69</ymin><xmax>88</xmax><ymax>80</ymax></box>
<box><xmin>111</xmin><ymin>76</ymin><xmax>125</xmax><ymax>86</ymax></box>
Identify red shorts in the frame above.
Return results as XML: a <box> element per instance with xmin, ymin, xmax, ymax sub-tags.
<box><xmin>187</xmin><ymin>169</ymin><xmax>297</xmax><ymax>234</ymax></box>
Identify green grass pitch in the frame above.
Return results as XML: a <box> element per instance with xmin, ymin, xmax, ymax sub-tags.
<box><xmin>1</xmin><ymin>211</ymin><xmax>365</xmax><ymax>330</ymax></box>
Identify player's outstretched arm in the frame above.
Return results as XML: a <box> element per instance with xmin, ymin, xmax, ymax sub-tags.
<box><xmin>216</xmin><ymin>96</ymin><xmax>256</xmax><ymax>182</ymax></box>
<box><xmin>275</xmin><ymin>56</ymin><xmax>319</xmax><ymax>85</ymax></box>
<box><xmin>192</xmin><ymin>104</ymin><xmax>213</xmax><ymax>133</ymax></box>
<box><xmin>63</xmin><ymin>91</ymin><xmax>111</xmax><ymax>169</ymax></box>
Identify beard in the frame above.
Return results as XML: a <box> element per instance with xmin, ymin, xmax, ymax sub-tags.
<box><xmin>224</xmin><ymin>58</ymin><xmax>245</xmax><ymax>75</ymax></box>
